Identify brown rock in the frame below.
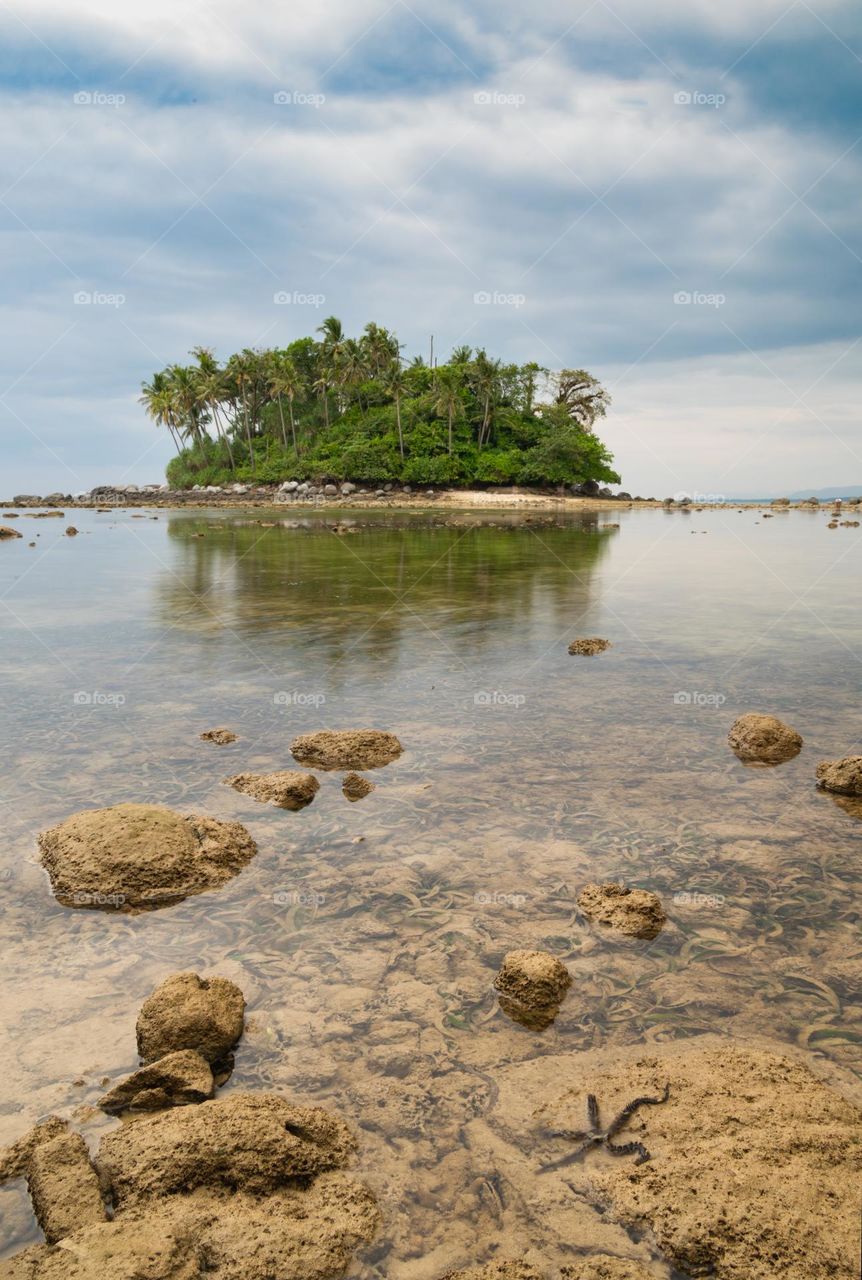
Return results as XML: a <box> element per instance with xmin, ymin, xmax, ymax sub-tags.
<box><xmin>440</xmin><ymin>1265</ymin><xmax>545</xmax><ymax>1280</ymax></box>
<box><xmin>0</xmin><ymin>526</ymin><xmax>22</xmax><ymax>539</ymax></box>
<box><xmin>225</xmin><ymin>770</ymin><xmax>319</xmax><ymax>810</ymax></box>
<box><xmin>534</xmin><ymin>1041</ymin><xmax>862</xmax><ymax>1280</ymax></box>
<box><xmin>342</xmin><ymin>772</ymin><xmax>375</xmax><ymax>801</ymax></box>
<box><xmin>816</xmin><ymin>756</ymin><xmax>862</xmax><ymax>796</ymax></box>
<box><xmin>494</xmin><ymin>950</ymin><xmax>571</xmax><ymax>1030</ymax></box>
<box><xmin>0</xmin><ymin>1117</ymin><xmax>69</xmax><ymax>1182</ymax></box>
<box><xmin>26</xmin><ymin>511</ymin><xmax>64</xmax><ymax>518</ymax></box>
<box><xmin>291</xmin><ymin>729</ymin><xmax>402</xmax><ymax>770</ymax></box>
<box><xmin>1</xmin><ymin>512</ymin><xmax>19</xmax><ymax>518</ymax></box>
<box><xmin>97</xmin><ymin>1092</ymin><xmax>357</xmax><ymax>1208</ymax></box>
<box><xmin>577</xmin><ymin>883</ymin><xmax>666</xmax><ymax>940</ymax></box>
<box><xmin>0</xmin><ymin>1172</ymin><xmax>379</xmax><ymax>1280</ymax></box>
<box><xmin>568</xmin><ymin>638</ymin><xmax>612</xmax><ymax>656</ymax></box>
<box><xmin>136</xmin><ymin>972</ymin><xmax>245</xmax><ymax>1067</ymax></box>
<box><xmin>98</xmin><ymin>1050</ymin><xmax>214</xmax><ymax>1114</ymax></box>
<box><xmin>38</xmin><ymin>803</ymin><xmax>257</xmax><ymax>912</ymax></box>
<box><xmin>65</xmin><ymin>526</ymin><xmax>78</xmax><ymax>536</ymax></box>
<box><xmin>199</xmin><ymin>727</ymin><xmax>238</xmax><ymax>745</ymax></box>
<box><xmin>561</xmin><ymin>1263</ymin><xmax>657</xmax><ymax>1280</ymax></box>
<box><xmin>27</xmin><ymin>1132</ymin><xmax>105</xmax><ymax>1243</ymax></box>
<box><xmin>727</xmin><ymin>712</ymin><xmax>802</xmax><ymax>763</ymax></box>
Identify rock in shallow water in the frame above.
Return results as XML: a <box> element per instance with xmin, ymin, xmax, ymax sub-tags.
<box><xmin>224</xmin><ymin>770</ymin><xmax>319</xmax><ymax>810</ymax></box>
<box><xmin>568</xmin><ymin>638</ymin><xmax>612</xmax><ymax>656</ymax></box>
<box><xmin>577</xmin><ymin>883</ymin><xmax>666</xmax><ymax>940</ymax></box>
<box><xmin>199</xmin><ymin>727</ymin><xmax>238</xmax><ymax>745</ymax></box>
<box><xmin>27</xmin><ymin>1131</ymin><xmax>105</xmax><ymax>1243</ymax></box>
<box><xmin>727</xmin><ymin>712</ymin><xmax>802</xmax><ymax>764</ymax></box>
<box><xmin>98</xmin><ymin>1093</ymin><xmax>358</xmax><ymax>1208</ymax></box>
<box><xmin>136</xmin><ymin>972</ymin><xmax>245</xmax><ymax>1067</ymax></box>
<box><xmin>98</xmin><ymin>1050</ymin><xmax>214</xmax><ymax>1114</ymax></box>
<box><xmin>494</xmin><ymin>949</ymin><xmax>572</xmax><ymax>1030</ymax></box>
<box><xmin>816</xmin><ymin>755</ymin><xmax>862</xmax><ymax>796</ymax></box>
<box><xmin>342</xmin><ymin>771</ymin><xmax>375</xmax><ymax>801</ymax></box>
<box><xmin>38</xmin><ymin>803</ymin><xmax>257</xmax><ymax>912</ymax></box>
<box><xmin>290</xmin><ymin>729</ymin><xmax>402</xmax><ymax>770</ymax></box>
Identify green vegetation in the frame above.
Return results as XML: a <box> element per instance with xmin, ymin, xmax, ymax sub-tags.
<box><xmin>141</xmin><ymin>319</ymin><xmax>619</xmax><ymax>489</ymax></box>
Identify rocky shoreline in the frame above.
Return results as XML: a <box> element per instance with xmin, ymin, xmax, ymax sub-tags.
<box><xmin>7</xmin><ymin>481</ymin><xmax>862</xmax><ymax>514</ymax></box>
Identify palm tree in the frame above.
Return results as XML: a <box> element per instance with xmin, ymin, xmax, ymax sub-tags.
<box><xmin>225</xmin><ymin>351</ymin><xmax>258</xmax><ymax>468</ymax></box>
<box><xmin>470</xmin><ymin>349</ymin><xmax>501</xmax><ymax>449</ymax></box>
<box><xmin>450</xmin><ymin>344</ymin><xmax>473</xmax><ymax>366</ymax></box>
<box><xmin>384</xmin><ymin>360</ymin><xmax>408</xmax><ymax>459</ymax></box>
<box><xmin>192</xmin><ymin>346</ymin><xmax>235</xmax><ymax>470</ymax></box>
<box><xmin>432</xmin><ymin>366</ymin><xmax>462</xmax><ymax>455</ymax></box>
<box><xmin>268</xmin><ymin>355</ymin><xmax>303</xmax><ymax>452</ymax></box>
<box><xmin>140</xmin><ymin>371</ymin><xmax>183</xmax><ymax>455</ymax></box>
<box><xmin>361</xmin><ymin>323</ymin><xmax>400</xmax><ymax>376</ymax></box>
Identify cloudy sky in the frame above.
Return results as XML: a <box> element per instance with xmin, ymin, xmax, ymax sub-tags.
<box><xmin>1</xmin><ymin>0</ymin><xmax>860</xmax><ymax>496</ymax></box>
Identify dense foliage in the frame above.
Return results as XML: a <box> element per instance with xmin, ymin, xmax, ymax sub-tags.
<box><xmin>140</xmin><ymin>319</ymin><xmax>619</xmax><ymax>489</ymax></box>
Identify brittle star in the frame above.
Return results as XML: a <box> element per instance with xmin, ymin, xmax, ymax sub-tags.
<box><xmin>540</xmin><ymin>1083</ymin><xmax>670</xmax><ymax>1171</ymax></box>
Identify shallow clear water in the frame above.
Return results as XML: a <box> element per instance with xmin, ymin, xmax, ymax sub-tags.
<box><xmin>0</xmin><ymin>505</ymin><xmax>860</xmax><ymax>1274</ymax></box>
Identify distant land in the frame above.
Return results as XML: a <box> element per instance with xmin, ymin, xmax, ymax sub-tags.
<box><xmin>729</xmin><ymin>485</ymin><xmax>862</xmax><ymax>501</ymax></box>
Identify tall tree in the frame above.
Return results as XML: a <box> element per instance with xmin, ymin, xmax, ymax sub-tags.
<box><xmin>432</xmin><ymin>367</ymin><xmax>462</xmax><ymax>456</ymax></box>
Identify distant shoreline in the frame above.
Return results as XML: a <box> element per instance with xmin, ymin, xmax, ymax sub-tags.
<box><xmin>4</xmin><ymin>485</ymin><xmax>860</xmax><ymax>514</ymax></box>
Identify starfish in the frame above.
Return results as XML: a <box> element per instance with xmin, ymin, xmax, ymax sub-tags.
<box><xmin>540</xmin><ymin>1083</ymin><xmax>670</xmax><ymax>1171</ymax></box>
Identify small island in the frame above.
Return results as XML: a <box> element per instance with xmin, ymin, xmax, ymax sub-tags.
<box><xmin>140</xmin><ymin>318</ymin><xmax>619</xmax><ymax>491</ymax></box>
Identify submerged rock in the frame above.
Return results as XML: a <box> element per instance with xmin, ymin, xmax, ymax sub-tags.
<box><xmin>199</xmin><ymin>727</ymin><xmax>238</xmax><ymax>745</ymax></box>
<box><xmin>568</xmin><ymin>638</ymin><xmax>612</xmax><ymax>656</ymax></box>
<box><xmin>440</xmin><ymin>1265</ymin><xmax>544</xmax><ymax>1280</ymax></box>
<box><xmin>98</xmin><ymin>1093</ymin><xmax>357</xmax><ymax>1208</ymax></box>
<box><xmin>577</xmin><ymin>883</ymin><xmax>666</xmax><ymax>940</ymax></box>
<box><xmin>342</xmin><ymin>772</ymin><xmax>375</xmax><ymax>801</ymax></box>
<box><xmin>816</xmin><ymin>756</ymin><xmax>862</xmax><ymax>796</ymax></box>
<box><xmin>136</xmin><ymin>973</ymin><xmax>245</xmax><ymax>1067</ymax></box>
<box><xmin>0</xmin><ymin>525</ymin><xmax>22</xmax><ymax>539</ymax></box>
<box><xmin>531</xmin><ymin>1040</ymin><xmax>862</xmax><ymax>1280</ymax></box>
<box><xmin>494</xmin><ymin>949</ymin><xmax>571</xmax><ymax>1030</ymax></box>
<box><xmin>727</xmin><ymin>712</ymin><xmax>802</xmax><ymax>764</ymax></box>
<box><xmin>225</xmin><ymin>770</ymin><xmax>319</xmax><ymax>810</ymax></box>
<box><xmin>27</xmin><ymin>1132</ymin><xmax>105</xmax><ymax>1243</ymax></box>
<box><xmin>98</xmin><ymin>1050</ymin><xmax>214</xmax><ymax>1114</ymax></box>
<box><xmin>38</xmin><ymin>803</ymin><xmax>257</xmax><ymax>912</ymax></box>
<box><xmin>441</xmin><ymin>1263</ymin><xmax>655</xmax><ymax>1280</ymax></box>
<box><xmin>291</xmin><ymin>729</ymin><xmax>402</xmax><ymax>771</ymax></box>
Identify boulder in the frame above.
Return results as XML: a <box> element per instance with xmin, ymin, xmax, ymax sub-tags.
<box><xmin>532</xmin><ymin>1041</ymin><xmax>862</xmax><ymax>1280</ymax></box>
<box><xmin>0</xmin><ymin>1117</ymin><xmax>69</xmax><ymax>1182</ymax></box>
<box><xmin>341</xmin><ymin>483</ymin><xmax>356</xmax><ymax>495</ymax></box>
<box><xmin>98</xmin><ymin>1093</ymin><xmax>357</xmax><ymax>1209</ymax></box>
<box><xmin>577</xmin><ymin>883</ymin><xmax>665</xmax><ymax>939</ymax></box>
<box><xmin>38</xmin><ymin>803</ymin><xmax>257</xmax><ymax>912</ymax></box>
<box><xmin>136</xmin><ymin>973</ymin><xmax>245</xmax><ymax>1066</ymax></box>
<box><xmin>27</xmin><ymin>1132</ymin><xmax>105</xmax><ymax>1243</ymax></box>
<box><xmin>494</xmin><ymin>950</ymin><xmax>571</xmax><ymax>1031</ymax></box>
<box><xmin>98</xmin><ymin>1050</ymin><xmax>214</xmax><ymax>1114</ymax></box>
<box><xmin>727</xmin><ymin>713</ymin><xmax>803</xmax><ymax>764</ymax></box>
<box><xmin>815</xmin><ymin>756</ymin><xmax>862</xmax><ymax>796</ymax></box>
<box><xmin>342</xmin><ymin>772</ymin><xmax>375</xmax><ymax>801</ymax></box>
<box><xmin>291</xmin><ymin>729</ymin><xmax>402</xmax><ymax>771</ymax></box>
<box><xmin>0</xmin><ymin>526</ymin><xmax>22</xmax><ymax>539</ymax></box>
<box><xmin>568</xmin><ymin>638</ymin><xmax>611</xmax><ymax>656</ymax></box>
<box><xmin>323</xmin><ymin>484</ymin><xmax>338</xmax><ymax>496</ymax></box>
<box><xmin>199</xmin><ymin>727</ymin><xmax>238</xmax><ymax>745</ymax></box>
<box><xmin>0</xmin><ymin>1172</ymin><xmax>380</xmax><ymax>1280</ymax></box>
<box><xmin>224</xmin><ymin>770</ymin><xmax>319</xmax><ymax>810</ymax></box>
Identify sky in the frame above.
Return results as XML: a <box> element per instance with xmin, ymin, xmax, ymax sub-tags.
<box><xmin>0</xmin><ymin>0</ymin><xmax>860</xmax><ymax>498</ymax></box>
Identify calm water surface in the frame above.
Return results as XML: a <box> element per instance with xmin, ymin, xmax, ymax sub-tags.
<box><xmin>0</xmin><ymin>505</ymin><xmax>860</xmax><ymax>1274</ymax></box>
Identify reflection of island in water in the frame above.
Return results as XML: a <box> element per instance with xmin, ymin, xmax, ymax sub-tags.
<box><xmin>155</xmin><ymin>513</ymin><xmax>617</xmax><ymax>669</ymax></box>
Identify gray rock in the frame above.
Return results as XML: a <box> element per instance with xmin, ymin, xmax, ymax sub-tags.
<box><xmin>341</xmin><ymin>483</ymin><xmax>356</xmax><ymax>495</ymax></box>
<box><xmin>98</xmin><ymin>1049</ymin><xmax>215</xmax><ymax>1113</ymax></box>
<box><xmin>323</xmin><ymin>484</ymin><xmax>338</xmax><ymax>496</ymax></box>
